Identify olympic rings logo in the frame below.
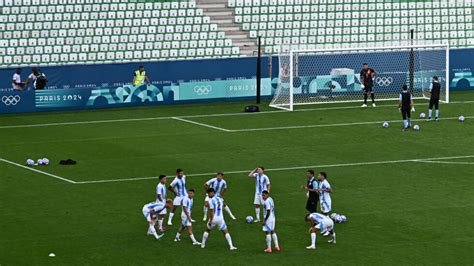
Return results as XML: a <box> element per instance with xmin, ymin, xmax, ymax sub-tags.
<box><xmin>194</xmin><ymin>85</ymin><xmax>212</xmax><ymax>96</ymax></box>
<box><xmin>1</xmin><ymin>95</ymin><xmax>21</xmax><ymax>106</ymax></box>
<box><xmin>375</xmin><ymin>77</ymin><xmax>393</xmax><ymax>86</ymax></box>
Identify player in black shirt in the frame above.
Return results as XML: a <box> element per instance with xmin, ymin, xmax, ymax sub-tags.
<box><xmin>428</xmin><ymin>76</ymin><xmax>441</xmax><ymax>121</ymax></box>
<box><xmin>399</xmin><ymin>85</ymin><xmax>414</xmax><ymax>131</ymax></box>
<box><xmin>360</xmin><ymin>63</ymin><xmax>377</xmax><ymax>107</ymax></box>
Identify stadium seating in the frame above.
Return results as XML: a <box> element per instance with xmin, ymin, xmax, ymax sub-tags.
<box><xmin>228</xmin><ymin>0</ymin><xmax>474</xmax><ymax>54</ymax></box>
<box><xmin>0</xmin><ymin>0</ymin><xmax>240</xmax><ymax>67</ymax></box>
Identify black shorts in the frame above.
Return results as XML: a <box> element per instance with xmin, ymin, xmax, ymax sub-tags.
<box><xmin>364</xmin><ymin>84</ymin><xmax>373</xmax><ymax>93</ymax></box>
<box><xmin>429</xmin><ymin>98</ymin><xmax>439</xmax><ymax>109</ymax></box>
<box><xmin>401</xmin><ymin>108</ymin><xmax>411</xmax><ymax>120</ymax></box>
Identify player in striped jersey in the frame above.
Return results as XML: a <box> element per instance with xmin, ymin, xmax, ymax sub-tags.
<box><xmin>174</xmin><ymin>189</ymin><xmax>201</xmax><ymax>246</ymax></box>
<box><xmin>261</xmin><ymin>191</ymin><xmax>280</xmax><ymax>253</ymax></box>
<box><xmin>201</xmin><ymin>188</ymin><xmax>237</xmax><ymax>250</ymax></box>
<box><xmin>304</xmin><ymin>212</ymin><xmax>336</xmax><ymax>249</ymax></box>
<box><xmin>317</xmin><ymin>172</ymin><xmax>332</xmax><ymax>216</ymax></box>
<box><xmin>155</xmin><ymin>175</ymin><xmax>167</xmax><ymax>232</ymax></box>
<box><xmin>202</xmin><ymin>172</ymin><xmax>236</xmax><ymax>221</ymax></box>
<box><xmin>167</xmin><ymin>169</ymin><xmax>189</xmax><ymax>226</ymax></box>
<box><xmin>248</xmin><ymin>167</ymin><xmax>271</xmax><ymax>223</ymax></box>
<box><xmin>142</xmin><ymin>199</ymin><xmax>173</xmax><ymax>240</ymax></box>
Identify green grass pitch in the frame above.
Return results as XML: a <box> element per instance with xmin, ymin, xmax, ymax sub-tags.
<box><xmin>1</xmin><ymin>91</ymin><xmax>474</xmax><ymax>265</ymax></box>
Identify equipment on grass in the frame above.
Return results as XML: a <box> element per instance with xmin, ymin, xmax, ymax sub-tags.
<box><xmin>419</xmin><ymin>112</ymin><xmax>426</xmax><ymax>118</ymax></box>
<box><xmin>413</xmin><ymin>125</ymin><xmax>420</xmax><ymax>131</ymax></box>
<box><xmin>60</xmin><ymin>159</ymin><xmax>77</xmax><ymax>165</ymax></box>
<box><xmin>245</xmin><ymin>216</ymin><xmax>254</xmax><ymax>223</ymax></box>
<box><xmin>330</xmin><ymin>213</ymin><xmax>347</xmax><ymax>223</ymax></box>
<box><xmin>26</xmin><ymin>159</ymin><xmax>35</xmax><ymax>166</ymax></box>
<box><xmin>382</xmin><ymin>122</ymin><xmax>390</xmax><ymax>128</ymax></box>
<box><xmin>37</xmin><ymin>159</ymin><xmax>45</xmax><ymax>165</ymax></box>
<box><xmin>459</xmin><ymin>115</ymin><xmax>465</xmax><ymax>122</ymax></box>
<box><xmin>245</xmin><ymin>105</ymin><xmax>260</xmax><ymax>113</ymax></box>
<box><xmin>271</xmin><ymin>42</ymin><xmax>449</xmax><ymax>111</ymax></box>
<box><xmin>42</xmin><ymin>158</ymin><xmax>50</xmax><ymax>165</ymax></box>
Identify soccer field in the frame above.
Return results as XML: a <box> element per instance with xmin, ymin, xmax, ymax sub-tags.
<box><xmin>1</xmin><ymin>91</ymin><xmax>474</xmax><ymax>265</ymax></box>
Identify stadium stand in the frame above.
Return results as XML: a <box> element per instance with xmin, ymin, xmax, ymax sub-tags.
<box><xmin>0</xmin><ymin>0</ymin><xmax>473</xmax><ymax>67</ymax></box>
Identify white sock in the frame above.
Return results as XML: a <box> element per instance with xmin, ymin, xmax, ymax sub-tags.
<box><xmin>435</xmin><ymin>109</ymin><xmax>439</xmax><ymax>118</ymax></box>
<box><xmin>311</xmin><ymin>232</ymin><xmax>316</xmax><ymax>246</ymax></box>
<box><xmin>149</xmin><ymin>224</ymin><xmax>156</xmax><ymax>234</ymax></box>
<box><xmin>175</xmin><ymin>232</ymin><xmax>181</xmax><ymax>239</ymax></box>
<box><xmin>203</xmin><ymin>207</ymin><xmax>208</xmax><ymax>217</ymax></box>
<box><xmin>158</xmin><ymin>219</ymin><xmax>163</xmax><ymax>229</ymax></box>
<box><xmin>202</xmin><ymin>231</ymin><xmax>209</xmax><ymax>245</ymax></box>
<box><xmin>168</xmin><ymin>212</ymin><xmax>174</xmax><ymax>223</ymax></box>
<box><xmin>266</xmin><ymin>235</ymin><xmax>272</xmax><ymax>249</ymax></box>
<box><xmin>272</xmin><ymin>233</ymin><xmax>279</xmax><ymax>247</ymax></box>
<box><xmin>428</xmin><ymin>109</ymin><xmax>432</xmax><ymax>118</ymax></box>
<box><xmin>255</xmin><ymin>208</ymin><xmax>260</xmax><ymax>220</ymax></box>
<box><xmin>225</xmin><ymin>233</ymin><xmax>234</xmax><ymax>248</ymax></box>
<box><xmin>225</xmin><ymin>206</ymin><xmax>235</xmax><ymax>218</ymax></box>
<box><xmin>190</xmin><ymin>234</ymin><xmax>197</xmax><ymax>243</ymax></box>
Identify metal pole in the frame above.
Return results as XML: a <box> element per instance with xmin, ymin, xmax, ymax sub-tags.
<box><xmin>256</xmin><ymin>36</ymin><xmax>261</xmax><ymax>104</ymax></box>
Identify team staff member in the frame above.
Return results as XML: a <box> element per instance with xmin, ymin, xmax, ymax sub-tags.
<box><xmin>12</xmin><ymin>68</ymin><xmax>23</xmax><ymax>90</ymax></box>
<box><xmin>360</xmin><ymin>63</ymin><xmax>377</xmax><ymax>107</ymax></box>
<box><xmin>303</xmin><ymin>169</ymin><xmax>319</xmax><ymax>213</ymax></box>
<box><xmin>132</xmin><ymin>65</ymin><xmax>151</xmax><ymax>86</ymax></box>
<box><xmin>25</xmin><ymin>68</ymin><xmax>47</xmax><ymax>90</ymax></box>
<box><xmin>427</xmin><ymin>76</ymin><xmax>441</xmax><ymax>121</ymax></box>
<box><xmin>399</xmin><ymin>85</ymin><xmax>415</xmax><ymax>131</ymax></box>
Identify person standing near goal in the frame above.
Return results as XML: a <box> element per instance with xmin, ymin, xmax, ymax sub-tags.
<box><xmin>399</xmin><ymin>85</ymin><xmax>415</xmax><ymax>131</ymax></box>
<box><xmin>427</xmin><ymin>76</ymin><xmax>441</xmax><ymax>121</ymax></box>
<box><xmin>360</xmin><ymin>63</ymin><xmax>377</xmax><ymax>107</ymax></box>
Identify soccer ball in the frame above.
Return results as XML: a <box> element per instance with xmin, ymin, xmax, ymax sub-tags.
<box><xmin>459</xmin><ymin>115</ymin><xmax>465</xmax><ymax>122</ymax></box>
<box><xmin>419</xmin><ymin>112</ymin><xmax>426</xmax><ymax>119</ymax></box>
<box><xmin>26</xmin><ymin>159</ymin><xmax>35</xmax><ymax>166</ymax></box>
<box><xmin>413</xmin><ymin>125</ymin><xmax>420</xmax><ymax>131</ymax></box>
<box><xmin>245</xmin><ymin>216</ymin><xmax>254</xmax><ymax>223</ymax></box>
<box><xmin>42</xmin><ymin>158</ymin><xmax>50</xmax><ymax>165</ymax></box>
<box><xmin>37</xmin><ymin>159</ymin><xmax>44</xmax><ymax>165</ymax></box>
<box><xmin>382</xmin><ymin>122</ymin><xmax>389</xmax><ymax>128</ymax></box>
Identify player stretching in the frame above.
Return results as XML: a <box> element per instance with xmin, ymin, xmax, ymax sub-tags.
<box><xmin>174</xmin><ymin>189</ymin><xmax>201</xmax><ymax>246</ymax></box>
<box><xmin>427</xmin><ymin>76</ymin><xmax>441</xmax><ymax>121</ymax></box>
<box><xmin>201</xmin><ymin>188</ymin><xmax>237</xmax><ymax>250</ymax></box>
<box><xmin>168</xmin><ymin>169</ymin><xmax>189</xmax><ymax>225</ymax></box>
<box><xmin>360</xmin><ymin>63</ymin><xmax>377</xmax><ymax>107</ymax></box>
<box><xmin>142</xmin><ymin>199</ymin><xmax>173</xmax><ymax>240</ymax></box>
<box><xmin>156</xmin><ymin>175</ymin><xmax>167</xmax><ymax>232</ymax></box>
<box><xmin>203</xmin><ymin>172</ymin><xmax>236</xmax><ymax>221</ymax></box>
<box><xmin>305</xmin><ymin>213</ymin><xmax>336</xmax><ymax>249</ymax></box>
<box><xmin>399</xmin><ymin>85</ymin><xmax>415</xmax><ymax>131</ymax></box>
<box><xmin>248</xmin><ymin>167</ymin><xmax>271</xmax><ymax>223</ymax></box>
<box><xmin>261</xmin><ymin>191</ymin><xmax>280</xmax><ymax>253</ymax></box>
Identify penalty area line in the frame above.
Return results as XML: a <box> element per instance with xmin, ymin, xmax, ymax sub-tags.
<box><xmin>172</xmin><ymin>117</ymin><xmax>232</xmax><ymax>132</ymax></box>
<box><xmin>74</xmin><ymin>154</ymin><xmax>474</xmax><ymax>184</ymax></box>
<box><xmin>0</xmin><ymin>158</ymin><xmax>76</xmax><ymax>184</ymax></box>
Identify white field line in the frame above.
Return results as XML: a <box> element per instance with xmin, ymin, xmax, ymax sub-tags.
<box><xmin>228</xmin><ymin>116</ymin><xmax>473</xmax><ymax>132</ymax></box>
<box><xmin>171</xmin><ymin>117</ymin><xmax>231</xmax><ymax>132</ymax></box>
<box><xmin>73</xmin><ymin>154</ymin><xmax>474</xmax><ymax>184</ymax></box>
<box><xmin>0</xmin><ymin>100</ymin><xmax>472</xmax><ymax>130</ymax></box>
<box><xmin>0</xmin><ymin>158</ymin><xmax>76</xmax><ymax>184</ymax></box>
<box><xmin>417</xmin><ymin>160</ymin><xmax>474</xmax><ymax>165</ymax></box>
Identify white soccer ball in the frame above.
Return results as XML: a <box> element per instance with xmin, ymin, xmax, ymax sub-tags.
<box><xmin>413</xmin><ymin>125</ymin><xmax>420</xmax><ymax>131</ymax></box>
<box><xmin>37</xmin><ymin>159</ymin><xmax>44</xmax><ymax>165</ymax></box>
<box><xmin>340</xmin><ymin>215</ymin><xmax>347</xmax><ymax>222</ymax></box>
<box><xmin>26</xmin><ymin>159</ymin><xmax>35</xmax><ymax>166</ymax></box>
<box><xmin>382</xmin><ymin>122</ymin><xmax>390</xmax><ymax>128</ymax></box>
<box><xmin>419</xmin><ymin>112</ymin><xmax>426</xmax><ymax>119</ymax></box>
<box><xmin>245</xmin><ymin>216</ymin><xmax>254</xmax><ymax>223</ymax></box>
<box><xmin>42</xmin><ymin>158</ymin><xmax>50</xmax><ymax>165</ymax></box>
<box><xmin>459</xmin><ymin>115</ymin><xmax>465</xmax><ymax>122</ymax></box>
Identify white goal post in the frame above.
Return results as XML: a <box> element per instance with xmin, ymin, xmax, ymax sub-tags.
<box><xmin>270</xmin><ymin>43</ymin><xmax>449</xmax><ymax>111</ymax></box>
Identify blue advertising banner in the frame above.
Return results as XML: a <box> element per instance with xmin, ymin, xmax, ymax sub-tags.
<box><xmin>0</xmin><ymin>48</ymin><xmax>473</xmax><ymax>114</ymax></box>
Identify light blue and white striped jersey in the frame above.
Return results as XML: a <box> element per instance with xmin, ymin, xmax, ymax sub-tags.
<box><xmin>263</xmin><ymin>197</ymin><xmax>275</xmax><ymax>219</ymax></box>
<box><xmin>181</xmin><ymin>195</ymin><xmax>193</xmax><ymax>216</ymax></box>
<box><xmin>253</xmin><ymin>173</ymin><xmax>270</xmax><ymax>195</ymax></box>
<box><xmin>318</xmin><ymin>179</ymin><xmax>332</xmax><ymax>206</ymax></box>
<box><xmin>144</xmin><ymin>201</ymin><xmax>166</xmax><ymax>213</ymax></box>
<box><xmin>209</xmin><ymin>196</ymin><xmax>224</xmax><ymax>219</ymax></box>
<box><xmin>310</xmin><ymin>213</ymin><xmax>330</xmax><ymax>224</ymax></box>
<box><xmin>170</xmin><ymin>175</ymin><xmax>187</xmax><ymax>197</ymax></box>
<box><xmin>206</xmin><ymin>177</ymin><xmax>227</xmax><ymax>197</ymax></box>
<box><xmin>156</xmin><ymin>183</ymin><xmax>167</xmax><ymax>202</ymax></box>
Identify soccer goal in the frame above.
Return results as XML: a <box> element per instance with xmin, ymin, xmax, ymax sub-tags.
<box><xmin>270</xmin><ymin>43</ymin><xmax>449</xmax><ymax>111</ymax></box>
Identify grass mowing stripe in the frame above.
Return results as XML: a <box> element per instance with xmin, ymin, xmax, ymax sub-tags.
<box><xmin>0</xmin><ymin>158</ymin><xmax>76</xmax><ymax>184</ymax></box>
<box><xmin>73</xmin><ymin>154</ymin><xmax>474</xmax><ymax>184</ymax></box>
<box><xmin>1</xmin><ymin>100</ymin><xmax>472</xmax><ymax>130</ymax></box>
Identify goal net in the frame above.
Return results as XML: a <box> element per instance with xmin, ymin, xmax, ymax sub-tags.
<box><xmin>270</xmin><ymin>43</ymin><xmax>449</xmax><ymax>111</ymax></box>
